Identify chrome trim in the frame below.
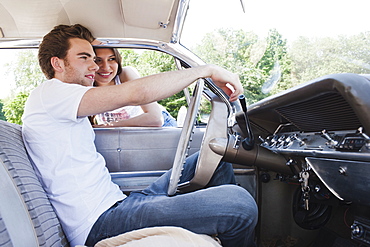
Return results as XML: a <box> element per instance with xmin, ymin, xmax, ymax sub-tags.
<box><xmin>110</xmin><ymin>170</ymin><xmax>167</xmax><ymax>178</ymax></box>
<box><xmin>171</xmin><ymin>0</ymin><xmax>190</xmax><ymax>43</ymax></box>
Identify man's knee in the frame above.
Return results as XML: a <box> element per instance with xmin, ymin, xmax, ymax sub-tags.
<box><xmin>218</xmin><ymin>185</ymin><xmax>258</xmax><ymax>220</ymax></box>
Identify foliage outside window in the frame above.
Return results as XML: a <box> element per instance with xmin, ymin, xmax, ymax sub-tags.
<box><xmin>2</xmin><ymin>92</ymin><xmax>29</xmax><ymax>125</ymax></box>
<box><xmin>2</xmin><ymin>28</ymin><xmax>370</xmax><ymax>124</ymax></box>
<box><xmin>192</xmin><ymin>28</ymin><xmax>370</xmax><ymax>105</ymax></box>
<box><xmin>119</xmin><ymin>49</ymin><xmax>186</xmax><ymax>119</ymax></box>
<box><xmin>0</xmin><ymin>100</ymin><xmax>6</xmax><ymax>121</ymax></box>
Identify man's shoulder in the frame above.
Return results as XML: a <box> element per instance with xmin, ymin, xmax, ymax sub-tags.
<box><xmin>31</xmin><ymin>79</ymin><xmax>61</xmax><ymax>92</ymax></box>
<box><xmin>37</xmin><ymin>79</ymin><xmax>91</xmax><ymax>94</ymax></box>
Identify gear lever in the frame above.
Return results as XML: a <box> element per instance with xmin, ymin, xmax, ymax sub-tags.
<box><xmin>238</xmin><ymin>95</ymin><xmax>254</xmax><ymax>150</ymax></box>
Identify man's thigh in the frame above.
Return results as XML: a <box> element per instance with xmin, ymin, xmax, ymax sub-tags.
<box><xmin>108</xmin><ymin>185</ymin><xmax>253</xmax><ymax>235</ymax></box>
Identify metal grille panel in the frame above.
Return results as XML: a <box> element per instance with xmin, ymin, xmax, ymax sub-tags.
<box><xmin>275</xmin><ymin>92</ymin><xmax>361</xmax><ymax>132</ymax></box>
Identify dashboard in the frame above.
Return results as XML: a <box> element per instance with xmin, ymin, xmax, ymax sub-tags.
<box><xmin>246</xmin><ymin>73</ymin><xmax>370</xmax><ymax>206</ymax></box>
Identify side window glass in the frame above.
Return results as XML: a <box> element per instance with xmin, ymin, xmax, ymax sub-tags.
<box><xmin>0</xmin><ymin>49</ymin><xmax>43</xmax><ymax>124</ymax></box>
<box><xmin>119</xmin><ymin>49</ymin><xmax>187</xmax><ymax>127</ymax></box>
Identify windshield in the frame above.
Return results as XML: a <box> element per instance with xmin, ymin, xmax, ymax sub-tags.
<box><xmin>181</xmin><ymin>0</ymin><xmax>370</xmax><ymax>104</ymax></box>
<box><xmin>1</xmin><ymin>0</ymin><xmax>370</xmax><ymax>122</ymax></box>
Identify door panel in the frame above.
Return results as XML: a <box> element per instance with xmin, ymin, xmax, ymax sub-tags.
<box><xmin>94</xmin><ymin>127</ymin><xmax>205</xmax><ymax>172</ymax></box>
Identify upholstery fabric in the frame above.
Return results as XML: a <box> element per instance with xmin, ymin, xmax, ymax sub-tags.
<box><xmin>0</xmin><ymin>120</ymin><xmax>69</xmax><ymax>247</ymax></box>
<box><xmin>93</xmin><ymin>226</ymin><xmax>222</xmax><ymax>247</ymax></box>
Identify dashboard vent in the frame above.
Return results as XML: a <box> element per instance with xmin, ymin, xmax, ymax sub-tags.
<box><xmin>275</xmin><ymin>92</ymin><xmax>361</xmax><ymax>132</ymax></box>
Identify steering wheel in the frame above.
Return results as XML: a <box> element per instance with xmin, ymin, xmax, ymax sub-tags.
<box><xmin>167</xmin><ymin>79</ymin><xmax>229</xmax><ymax>196</ymax></box>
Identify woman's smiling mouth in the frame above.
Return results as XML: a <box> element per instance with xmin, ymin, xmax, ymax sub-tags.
<box><xmin>97</xmin><ymin>72</ymin><xmax>112</xmax><ymax>78</ymax></box>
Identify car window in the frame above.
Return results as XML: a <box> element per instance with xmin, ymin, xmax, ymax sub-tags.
<box><xmin>0</xmin><ymin>48</ymin><xmax>187</xmax><ymax>125</ymax></box>
<box><xmin>181</xmin><ymin>0</ymin><xmax>370</xmax><ymax>105</ymax></box>
<box><xmin>118</xmin><ymin>49</ymin><xmax>186</xmax><ymax>121</ymax></box>
<box><xmin>2</xmin><ymin>0</ymin><xmax>370</xmax><ymax>123</ymax></box>
<box><xmin>0</xmin><ymin>49</ymin><xmax>43</xmax><ymax>123</ymax></box>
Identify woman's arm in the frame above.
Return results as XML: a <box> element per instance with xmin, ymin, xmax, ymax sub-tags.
<box><xmin>119</xmin><ymin>66</ymin><xmax>141</xmax><ymax>83</ymax></box>
<box><xmin>93</xmin><ymin>102</ymin><xmax>163</xmax><ymax>127</ymax></box>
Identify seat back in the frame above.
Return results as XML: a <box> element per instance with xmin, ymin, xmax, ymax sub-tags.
<box><xmin>0</xmin><ymin>120</ymin><xmax>69</xmax><ymax>247</ymax></box>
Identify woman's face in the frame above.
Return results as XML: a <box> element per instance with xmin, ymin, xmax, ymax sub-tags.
<box><xmin>94</xmin><ymin>48</ymin><xmax>119</xmax><ymax>86</ymax></box>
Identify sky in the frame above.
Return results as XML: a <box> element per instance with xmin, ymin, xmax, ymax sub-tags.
<box><xmin>181</xmin><ymin>0</ymin><xmax>370</xmax><ymax>47</ymax></box>
<box><xmin>1</xmin><ymin>0</ymin><xmax>370</xmax><ymax>99</ymax></box>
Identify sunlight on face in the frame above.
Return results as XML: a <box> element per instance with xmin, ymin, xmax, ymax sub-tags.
<box><xmin>60</xmin><ymin>38</ymin><xmax>98</xmax><ymax>86</ymax></box>
<box><xmin>94</xmin><ymin>48</ymin><xmax>119</xmax><ymax>87</ymax></box>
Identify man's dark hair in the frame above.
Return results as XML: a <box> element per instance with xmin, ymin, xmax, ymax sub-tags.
<box><xmin>38</xmin><ymin>24</ymin><xmax>95</xmax><ymax>79</ymax></box>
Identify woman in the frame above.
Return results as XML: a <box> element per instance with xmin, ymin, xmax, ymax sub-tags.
<box><xmin>92</xmin><ymin>47</ymin><xmax>177</xmax><ymax>127</ymax></box>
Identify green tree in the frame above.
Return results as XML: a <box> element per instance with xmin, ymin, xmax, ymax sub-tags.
<box><xmin>193</xmin><ymin>28</ymin><xmax>293</xmax><ymax>104</ymax></box>
<box><xmin>3</xmin><ymin>50</ymin><xmax>43</xmax><ymax>124</ymax></box>
<box><xmin>289</xmin><ymin>32</ymin><xmax>370</xmax><ymax>83</ymax></box>
<box><xmin>119</xmin><ymin>49</ymin><xmax>140</xmax><ymax>66</ymax></box>
<box><xmin>136</xmin><ymin>50</ymin><xmax>184</xmax><ymax>118</ymax></box>
<box><xmin>6</xmin><ymin>29</ymin><xmax>370</xmax><ymax>124</ymax></box>
<box><xmin>0</xmin><ymin>100</ymin><xmax>6</xmax><ymax>121</ymax></box>
<box><xmin>119</xmin><ymin>49</ymin><xmax>177</xmax><ymax>75</ymax></box>
<box><xmin>8</xmin><ymin>50</ymin><xmax>44</xmax><ymax>94</ymax></box>
<box><xmin>119</xmin><ymin>49</ymin><xmax>185</xmax><ymax>118</ymax></box>
<box><xmin>256</xmin><ymin>29</ymin><xmax>292</xmax><ymax>96</ymax></box>
<box><xmin>3</xmin><ymin>92</ymin><xmax>29</xmax><ymax>124</ymax></box>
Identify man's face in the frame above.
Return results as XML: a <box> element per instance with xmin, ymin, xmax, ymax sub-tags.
<box><xmin>60</xmin><ymin>38</ymin><xmax>98</xmax><ymax>86</ymax></box>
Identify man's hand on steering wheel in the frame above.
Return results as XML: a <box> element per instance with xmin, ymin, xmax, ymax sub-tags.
<box><xmin>204</xmin><ymin>64</ymin><xmax>244</xmax><ymax>102</ymax></box>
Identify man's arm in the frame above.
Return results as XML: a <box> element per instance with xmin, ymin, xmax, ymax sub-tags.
<box><xmin>100</xmin><ymin>66</ymin><xmax>164</xmax><ymax>127</ymax></box>
<box><xmin>78</xmin><ymin>64</ymin><xmax>243</xmax><ymax>117</ymax></box>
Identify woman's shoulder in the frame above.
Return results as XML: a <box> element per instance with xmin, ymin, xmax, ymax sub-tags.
<box><xmin>119</xmin><ymin>66</ymin><xmax>141</xmax><ymax>82</ymax></box>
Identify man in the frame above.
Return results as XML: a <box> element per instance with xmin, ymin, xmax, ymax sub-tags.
<box><xmin>22</xmin><ymin>24</ymin><xmax>257</xmax><ymax>247</ymax></box>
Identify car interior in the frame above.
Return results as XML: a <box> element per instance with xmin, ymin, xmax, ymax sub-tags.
<box><xmin>1</xmin><ymin>0</ymin><xmax>370</xmax><ymax>247</ymax></box>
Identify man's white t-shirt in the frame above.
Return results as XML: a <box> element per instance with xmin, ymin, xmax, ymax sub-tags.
<box><xmin>22</xmin><ymin>79</ymin><xmax>126</xmax><ymax>246</ymax></box>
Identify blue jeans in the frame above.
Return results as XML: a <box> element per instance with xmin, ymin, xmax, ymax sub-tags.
<box><xmin>161</xmin><ymin>110</ymin><xmax>177</xmax><ymax>127</ymax></box>
<box><xmin>85</xmin><ymin>153</ymin><xmax>258</xmax><ymax>247</ymax></box>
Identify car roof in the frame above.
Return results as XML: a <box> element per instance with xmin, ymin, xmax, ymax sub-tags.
<box><xmin>0</xmin><ymin>0</ymin><xmax>189</xmax><ymax>47</ymax></box>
